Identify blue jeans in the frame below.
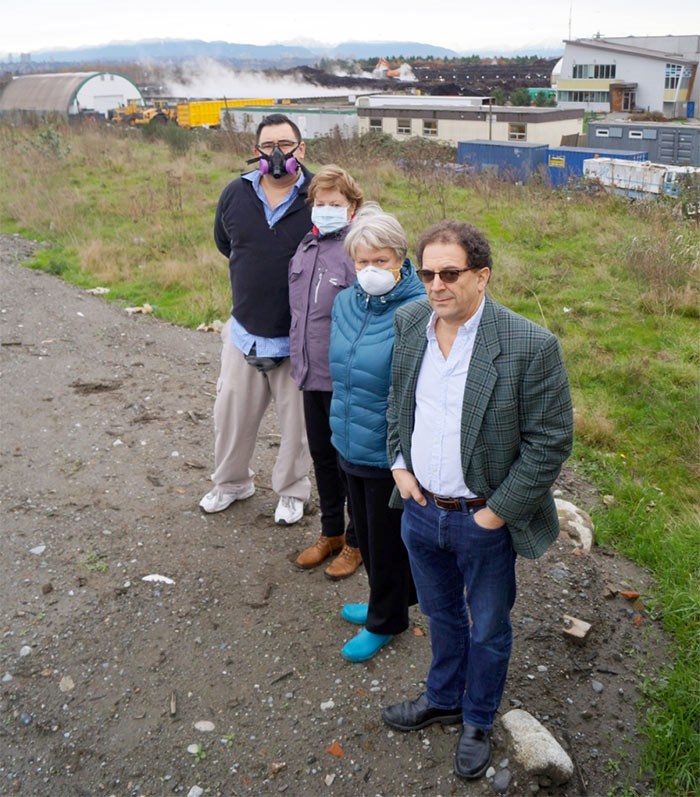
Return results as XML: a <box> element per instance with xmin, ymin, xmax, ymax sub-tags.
<box><xmin>401</xmin><ymin>498</ymin><xmax>517</xmax><ymax>729</ymax></box>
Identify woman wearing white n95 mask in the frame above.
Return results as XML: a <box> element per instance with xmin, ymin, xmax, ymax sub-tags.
<box><xmin>288</xmin><ymin>165</ymin><xmax>371</xmax><ymax>581</ymax></box>
<box><xmin>328</xmin><ymin>210</ymin><xmax>425</xmax><ymax>662</ymax></box>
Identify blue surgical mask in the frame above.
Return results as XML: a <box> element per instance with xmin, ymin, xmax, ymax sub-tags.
<box><xmin>311</xmin><ymin>205</ymin><xmax>349</xmax><ymax>236</ymax></box>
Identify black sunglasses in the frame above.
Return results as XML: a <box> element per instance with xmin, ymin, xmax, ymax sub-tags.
<box><xmin>417</xmin><ymin>267</ymin><xmax>478</xmax><ymax>284</ymax></box>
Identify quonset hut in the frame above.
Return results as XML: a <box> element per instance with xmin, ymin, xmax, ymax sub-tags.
<box><xmin>0</xmin><ymin>71</ymin><xmax>143</xmax><ymax>120</ymax></box>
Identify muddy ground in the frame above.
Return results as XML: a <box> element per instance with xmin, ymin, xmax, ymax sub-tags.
<box><xmin>0</xmin><ymin>234</ymin><xmax>667</xmax><ymax>797</ymax></box>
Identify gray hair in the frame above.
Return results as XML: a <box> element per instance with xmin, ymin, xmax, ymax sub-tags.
<box><xmin>344</xmin><ymin>208</ymin><xmax>408</xmax><ymax>263</ymax></box>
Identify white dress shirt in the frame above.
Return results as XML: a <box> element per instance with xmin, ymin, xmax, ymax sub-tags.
<box><xmin>394</xmin><ymin>298</ymin><xmax>485</xmax><ymax>497</ymax></box>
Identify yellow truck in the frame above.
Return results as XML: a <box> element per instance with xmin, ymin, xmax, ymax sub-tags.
<box><xmin>176</xmin><ymin>98</ymin><xmax>275</xmax><ymax>129</ymax></box>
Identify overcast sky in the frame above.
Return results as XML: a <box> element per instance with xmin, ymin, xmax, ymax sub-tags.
<box><xmin>3</xmin><ymin>0</ymin><xmax>699</xmax><ymax>56</ymax></box>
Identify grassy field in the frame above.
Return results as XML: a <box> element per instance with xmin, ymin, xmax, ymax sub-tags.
<box><xmin>1</xmin><ymin>121</ymin><xmax>698</xmax><ymax>796</ymax></box>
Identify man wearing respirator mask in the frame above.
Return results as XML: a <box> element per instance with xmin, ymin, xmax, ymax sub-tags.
<box><xmin>200</xmin><ymin>114</ymin><xmax>313</xmax><ymax>528</ymax></box>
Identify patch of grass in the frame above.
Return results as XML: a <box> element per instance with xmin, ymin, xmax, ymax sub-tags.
<box><xmin>84</xmin><ymin>553</ymin><xmax>109</xmax><ymax>573</ymax></box>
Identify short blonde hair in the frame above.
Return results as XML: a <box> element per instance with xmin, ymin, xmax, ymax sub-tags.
<box><xmin>308</xmin><ymin>164</ymin><xmax>364</xmax><ymax>209</ymax></box>
<box><xmin>344</xmin><ymin>210</ymin><xmax>408</xmax><ymax>263</ymax></box>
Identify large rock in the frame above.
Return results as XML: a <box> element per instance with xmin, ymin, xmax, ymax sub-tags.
<box><xmin>501</xmin><ymin>709</ymin><xmax>574</xmax><ymax>785</ymax></box>
<box><xmin>555</xmin><ymin>498</ymin><xmax>594</xmax><ymax>552</ymax></box>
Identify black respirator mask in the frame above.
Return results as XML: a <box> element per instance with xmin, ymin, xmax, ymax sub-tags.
<box><xmin>247</xmin><ymin>143</ymin><xmax>300</xmax><ymax>179</ymax></box>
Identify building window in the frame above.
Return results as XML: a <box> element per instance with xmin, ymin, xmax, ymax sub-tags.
<box><xmin>397</xmin><ymin>117</ymin><xmax>411</xmax><ymax>135</ymax></box>
<box><xmin>573</xmin><ymin>63</ymin><xmax>616</xmax><ymax>79</ymax></box>
<box><xmin>508</xmin><ymin>123</ymin><xmax>526</xmax><ymax>141</ymax></box>
<box><xmin>665</xmin><ymin>63</ymin><xmax>682</xmax><ymax>89</ymax></box>
<box><xmin>595</xmin><ymin>128</ymin><xmax>609</xmax><ymax>137</ymax></box>
<box><xmin>423</xmin><ymin>119</ymin><xmax>438</xmax><ymax>137</ymax></box>
<box><xmin>558</xmin><ymin>90</ymin><xmax>610</xmax><ymax>103</ymax></box>
<box><xmin>369</xmin><ymin>117</ymin><xmax>383</xmax><ymax>132</ymax></box>
<box><xmin>629</xmin><ymin>130</ymin><xmax>643</xmax><ymax>139</ymax></box>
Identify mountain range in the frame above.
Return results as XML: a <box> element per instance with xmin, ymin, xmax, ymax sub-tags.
<box><xmin>3</xmin><ymin>38</ymin><xmax>565</xmax><ymax>65</ymax></box>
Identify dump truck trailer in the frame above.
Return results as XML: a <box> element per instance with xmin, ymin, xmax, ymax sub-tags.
<box><xmin>176</xmin><ymin>98</ymin><xmax>275</xmax><ymax>128</ymax></box>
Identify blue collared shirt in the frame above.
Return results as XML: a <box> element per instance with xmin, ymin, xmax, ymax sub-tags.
<box><xmin>231</xmin><ymin>169</ymin><xmax>307</xmax><ymax>356</ymax></box>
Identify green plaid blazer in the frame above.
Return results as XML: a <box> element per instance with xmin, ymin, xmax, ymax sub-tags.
<box><xmin>387</xmin><ymin>296</ymin><xmax>574</xmax><ymax>559</ymax></box>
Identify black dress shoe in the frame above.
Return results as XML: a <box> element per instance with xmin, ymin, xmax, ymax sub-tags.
<box><xmin>454</xmin><ymin>723</ymin><xmax>492</xmax><ymax>780</ymax></box>
<box><xmin>382</xmin><ymin>693</ymin><xmax>462</xmax><ymax>731</ymax></box>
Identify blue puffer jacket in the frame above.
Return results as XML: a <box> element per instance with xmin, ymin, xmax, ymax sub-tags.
<box><xmin>329</xmin><ymin>260</ymin><xmax>425</xmax><ymax>468</ymax></box>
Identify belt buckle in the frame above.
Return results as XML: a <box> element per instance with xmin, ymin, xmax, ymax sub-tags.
<box><xmin>434</xmin><ymin>495</ymin><xmax>461</xmax><ymax>511</ymax></box>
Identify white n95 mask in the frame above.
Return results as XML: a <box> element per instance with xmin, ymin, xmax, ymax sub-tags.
<box><xmin>356</xmin><ymin>266</ymin><xmax>398</xmax><ymax>296</ymax></box>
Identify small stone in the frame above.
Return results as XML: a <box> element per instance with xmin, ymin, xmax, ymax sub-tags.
<box><xmin>493</xmin><ymin>768</ymin><xmax>512</xmax><ymax>792</ymax></box>
<box><xmin>591</xmin><ymin>679</ymin><xmax>605</xmax><ymax>693</ymax></box>
<box><xmin>19</xmin><ymin>645</ymin><xmax>32</xmax><ymax>658</ymax></box>
<box><xmin>194</xmin><ymin>720</ymin><xmax>215</xmax><ymax>732</ymax></box>
<box><xmin>187</xmin><ymin>787</ymin><xmax>204</xmax><ymax>797</ymax></box>
<box><xmin>19</xmin><ymin>712</ymin><xmax>33</xmax><ymax>725</ymax></box>
<box><xmin>320</xmin><ymin>699</ymin><xmax>335</xmax><ymax>711</ymax></box>
<box><xmin>42</xmin><ymin>582</ymin><xmax>54</xmax><ymax>594</ymax></box>
<box><xmin>30</xmin><ymin>545</ymin><xmax>46</xmax><ymax>555</ymax></box>
<box><xmin>2</xmin><ymin>672</ymin><xmax>13</xmax><ymax>683</ymax></box>
<box><xmin>59</xmin><ymin>675</ymin><xmax>75</xmax><ymax>693</ymax></box>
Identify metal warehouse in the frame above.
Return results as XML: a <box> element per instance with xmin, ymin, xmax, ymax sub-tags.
<box><xmin>0</xmin><ymin>72</ymin><xmax>144</xmax><ymax>119</ymax></box>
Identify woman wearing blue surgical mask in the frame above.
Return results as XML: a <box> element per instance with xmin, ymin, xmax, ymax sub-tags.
<box><xmin>288</xmin><ymin>165</ymin><xmax>367</xmax><ymax>580</ymax></box>
<box><xmin>328</xmin><ymin>211</ymin><xmax>425</xmax><ymax>662</ymax></box>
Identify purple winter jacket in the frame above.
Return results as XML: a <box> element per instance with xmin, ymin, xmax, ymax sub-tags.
<box><xmin>288</xmin><ymin>227</ymin><xmax>356</xmax><ymax>392</ymax></box>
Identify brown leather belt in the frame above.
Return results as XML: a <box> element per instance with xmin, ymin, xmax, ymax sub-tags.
<box><xmin>422</xmin><ymin>488</ymin><xmax>487</xmax><ymax>512</ymax></box>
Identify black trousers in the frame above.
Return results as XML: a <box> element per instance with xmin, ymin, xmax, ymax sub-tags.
<box><xmin>302</xmin><ymin>390</ymin><xmax>356</xmax><ymax>546</ymax></box>
<box><xmin>342</xmin><ymin>470</ymin><xmax>417</xmax><ymax>636</ymax></box>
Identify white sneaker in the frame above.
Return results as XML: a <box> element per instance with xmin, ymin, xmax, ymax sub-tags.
<box><xmin>199</xmin><ymin>484</ymin><xmax>255</xmax><ymax>514</ymax></box>
<box><xmin>274</xmin><ymin>496</ymin><xmax>304</xmax><ymax>526</ymax></box>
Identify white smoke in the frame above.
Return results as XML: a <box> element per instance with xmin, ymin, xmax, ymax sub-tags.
<box><xmin>163</xmin><ymin>57</ymin><xmax>370</xmax><ymax>99</ymax></box>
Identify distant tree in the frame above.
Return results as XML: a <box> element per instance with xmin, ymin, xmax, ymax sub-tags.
<box><xmin>510</xmin><ymin>88</ymin><xmax>532</xmax><ymax>106</ymax></box>
<box><xmin>492</xmin><ymin>87</ymin><xmax>507</xmax><ymax>106</ymax></box>
<box><xmin>533</xmin><ymin>90</ymin><xmax>549</xmax><ymax>107</ymax></box>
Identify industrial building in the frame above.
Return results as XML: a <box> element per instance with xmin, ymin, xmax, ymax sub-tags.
<box><xmin>220</xmin><ymin>104</ymin><xmax>358</xmax><ymax>139</ymax></box>
<box><xmin>555</xmin><ymin>35</ymin><xmax>699</xmax><ymax>117</ymax></box>
<box><xmin>587</xmin><ymin>120</ymin><xmax>700</xmax><ymax>165</ymax></box>
<box><xmin>0</xmin><ymin>71</ymin><xmax>143</xmax><ymax>119</ymax></box>
<box><xmin>355</xmin><ymin>95</ymin><xmax>584</xmax><ymax>147</ymax></box>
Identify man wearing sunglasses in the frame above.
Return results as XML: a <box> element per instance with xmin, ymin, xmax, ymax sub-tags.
<box><xmin>200</xmin><ymin>114</ymin><xmax>313</xmax><ymax>526</ymax></box>
<box><xmin>384</xmin><ymin>220</ymin><xmax>573</xmax><ymax>780</ymax></box>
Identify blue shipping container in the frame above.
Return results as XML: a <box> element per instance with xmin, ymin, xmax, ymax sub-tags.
<box><xmin>457</xmin><ymin>140</ymin><xmax>549</xmax><ymax>182</ymax></box>
<box><xmin>547</xmin><ymin>146</ymin><xmax>648</xmax><ymax>186</ymax></box>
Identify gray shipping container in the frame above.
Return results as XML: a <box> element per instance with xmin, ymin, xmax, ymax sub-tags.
<box><xmin>586</xmin><ymin>122</ymin><xmax>700</xmax><ymax>166</ymax></box>
<box><xmin>457</xmin><ymin>140</ymin><xmax>549</xmax><ymax>182</ymax></box>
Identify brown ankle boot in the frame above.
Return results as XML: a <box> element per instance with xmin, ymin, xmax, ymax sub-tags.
<box><xmin>324</xmin><ymin>544</ymin><xmax>363</xmax><ymax>581</ymax></box>
<box><xmin>295</xmin><ymin>534</ymin><xmax>345</xmax><ymax>569</ymax></box>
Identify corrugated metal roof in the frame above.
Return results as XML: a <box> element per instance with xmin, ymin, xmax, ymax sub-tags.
<box><xmin>0</xmin><ymin>72</ymin><xmax>98</xmax><ymax>113</ymax></box>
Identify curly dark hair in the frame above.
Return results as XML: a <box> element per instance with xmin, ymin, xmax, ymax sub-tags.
<box><xmin>416</xmin><ymin>220</ymin><xmax>492</xmax><ymax>271</ymax></box>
